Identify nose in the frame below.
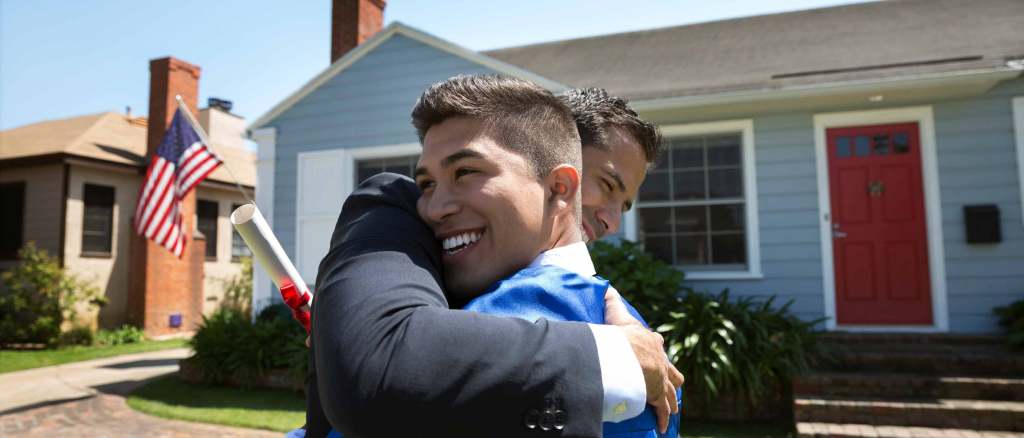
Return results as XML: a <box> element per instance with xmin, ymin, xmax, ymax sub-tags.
<box><xmin>596</xmin><ymin>204</ymin><xmax>622</xmax><ymax>236</ymax></box>
<box><xmin>421</xmin><ymin>186</ymin><xmax>460</xmax><ymax>224</ymax></box>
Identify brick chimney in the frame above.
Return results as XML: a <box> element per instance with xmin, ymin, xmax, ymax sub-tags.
<box><xmin>127</xmin><ymin>57</ymin><xmax>206</xmax><ymax>338</ymax></box>
<box><xmin>331</xmin><ymin>0</ymin><xmax>386</xmax><ymax>63</ymax></box>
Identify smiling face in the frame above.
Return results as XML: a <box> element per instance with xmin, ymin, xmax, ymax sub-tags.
<box><xmin>415</xmin><ymin>116</ymin><xmax>553</xmax><ymax>299</ymax></box>
<box><xmin>580</xmin><ymin>126</ymin><xmax>648</xmax><ymax>241</ymax></box>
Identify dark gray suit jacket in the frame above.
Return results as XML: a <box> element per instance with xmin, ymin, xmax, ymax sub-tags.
<box><xmin>306</xmin><ymin>173</ymin><xmax>604</xmax><ymax>437</ymax></box>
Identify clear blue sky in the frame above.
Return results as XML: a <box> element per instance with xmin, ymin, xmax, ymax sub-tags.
<box><xmin>0</xmin><ymin>0</ymin><xmax>872</xmax><ymax>132</ymax></box>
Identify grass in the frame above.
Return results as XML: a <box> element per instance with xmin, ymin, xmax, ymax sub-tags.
<box><xmin>680</xmin><ymin>420</ymin><xmax>794</xmax><ymax>438</ymax></box>
<box><xmin>0</xmin><ymin>339</ymin><xmax>188</xmax><ymax>374</ymax></box>
<box><xmin>127</xmin><ymin>375</ymin><xmax>305</xmax><ymax>432</ymax></box>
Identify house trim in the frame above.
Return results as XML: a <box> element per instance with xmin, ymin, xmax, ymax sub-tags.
<box><xmin>812</xmin><ymin>106</ymin><xmax>949</xmax><ymax>332</ymax></box>
<box><xmin>250</xmin><ymin>127</ymin><xmax>277</xmax><ymax>317</ymax></box>
<box><xmin>1013</xmin><ymin>97</ymin><xmax>1024</xmax><ymax>228</ymax></box>
<box><xmin>631</xmin><ymin>68</ymin><xmax>1020</xmax><ymax>112</ymax></box>
<box><xmin>624</xmin><ymin>119</ymin><xmax>762</xmax><ymax>280</ymax></box>
<box><xmin>249</xmin><ymin>22</ymin><xmax>569</xmax><ymax>130</ymax></box>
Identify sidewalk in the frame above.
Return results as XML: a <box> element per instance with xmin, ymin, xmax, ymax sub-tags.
<box><xmin>0</xmin><ymin>348</ymin><xmax>279</xmax><ymax>437</ymax></box>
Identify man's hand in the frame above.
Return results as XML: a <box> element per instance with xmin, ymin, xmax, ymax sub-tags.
<box><xmin>605</xmin><ymin>287</ymin><xmax>685</xmax><ymax>434</ymax></box>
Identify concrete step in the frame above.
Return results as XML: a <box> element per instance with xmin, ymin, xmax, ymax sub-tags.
<box><xmin>821</xmin><ymin>349</ymin><xmax>1024</xmax><ymax>376</ymax></box>
<box><xmin>797</xmin><ymin>422</ymin><xmax>1024</xmax><ymax>437</ymax></box>
<box><xmin>794</xmin><ymin>397</ymin><xmax>1024</xmax><ymax>431</ymax></box>
<box><xmin>794</xmin><ymin>373</ymin><xmax>1024</xmax><ymax>401</ymax></box>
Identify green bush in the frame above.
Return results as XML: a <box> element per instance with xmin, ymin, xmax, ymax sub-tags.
<box><xmin>591</xmin><ymin>240</ymin><xmax>822</xmax><ymax>406</ymax></box>
<box><xmin>96</xmin><ymin>325</ymin><xmax>146</xmax><ymax>346</ymax></box>
<box><xmin>189</xmin><ymin>304</ymin><xmax>306</xmax><ymax>386</ymax></box>
<box><xmin>0</xmin><ymin>243</ymin><xmax>102</xmax><ymax>347</ymax></box>
<box><xmin>219</xmin><ymin>256</ymin><xmax>253</xmax><ymax>317</ymax></box>
<box><xmin>58</xmin><ymin>325</ymin><xmax>95</xmax><ymax>346</ymax></box>
<box><xmin>994</xmin><ymin>299</ymin><xmax>1024</xmax><ymax>350</ymax></box>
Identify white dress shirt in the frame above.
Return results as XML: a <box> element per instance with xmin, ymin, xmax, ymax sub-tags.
<box><xmin>528</xmin><ymin>242</ymin><xmax>647</xmax><ymax>423</ymax></box>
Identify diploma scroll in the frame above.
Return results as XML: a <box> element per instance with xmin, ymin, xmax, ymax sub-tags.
<box><xmin>230</xmin><ymin>204</ymin><xmax>312</xmax><ymax>331</ymax></box>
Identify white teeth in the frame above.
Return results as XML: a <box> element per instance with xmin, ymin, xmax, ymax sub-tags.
<box><xmin>442</xmin><ymin>231</ymin><xmax>482</xmax><ymax>252</ymax></box>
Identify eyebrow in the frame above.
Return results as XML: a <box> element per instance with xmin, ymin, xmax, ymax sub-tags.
<box><xmin>414</xmin><ymin>149</ymin><xmax>486</xmax><ymax>178</ymax></box>
<box><xmin>602</xmin><ymin>168</ymin><xmax>627</xmax><ymax>193</ymax></box>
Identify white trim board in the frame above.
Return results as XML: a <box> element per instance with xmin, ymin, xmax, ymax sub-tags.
<box><xmin>812</xmin><ymin>106</ymin><xmax>949</xmax><ymax>333</ymax></box>
<box><xmin>249</xmin><ymin>22</ymin><xmax>569</xmax><ymax>130</ymax></box>
<box><xmin>624</xmin><ymin>119</ymin><xmax>762</xmax><ymax>281</ymax></box>
<box><xmin>250</xmin><ymin>127</ymin><xmax>277</xmax><ymax>318</ymax></box>
<box><xmin>294</xmin><ymin>143</ymin><xmax>421</xmax><ymax>284</ymax></box>
<box><xmin>1013</xmin><ymin>97</ymin><xmax>1024</xmax><ymax>228</ymax></box>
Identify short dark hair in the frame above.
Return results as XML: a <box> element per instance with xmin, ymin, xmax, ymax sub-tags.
<box><xmin>559</xmin><ymin>88</ymin><xmax>662</xmax><ymax>165</ymax></box>
<box><xmin>411</xmin><ymin>74</ymin><xmax>581</xmax><ymax>177</ymax></box>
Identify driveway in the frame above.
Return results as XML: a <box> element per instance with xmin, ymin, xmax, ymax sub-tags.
<box><xmin>0</xmin><ymin>348</ymin><xmax>279</xmax><ymax>437</ymax></box>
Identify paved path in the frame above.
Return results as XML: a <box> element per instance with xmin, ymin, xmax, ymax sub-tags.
<box><xmin>0</xmin><ymin>348</ymin><xmax>279</xmax><ymax>437</ymax></box>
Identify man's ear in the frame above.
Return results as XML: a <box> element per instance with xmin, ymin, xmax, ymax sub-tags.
<box><xmin>545</xmin><ymin>164</ymin><xmax>581</xmax><ymax>212</ymax></box>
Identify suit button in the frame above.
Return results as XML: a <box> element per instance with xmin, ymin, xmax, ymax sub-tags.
<box><xmin>539</xmin><ymin>411</ymin><xmax>554</xmax><ymax>431</ymax></box>
<box><xmin>524</xmin><ymin>408</ymin><xmax>540</xmax><ymax>430</ymax></box>
<box><xmin>553</xmin><ymin>409</ymin><xmax>567</xmax><ymax>430</ymax></box>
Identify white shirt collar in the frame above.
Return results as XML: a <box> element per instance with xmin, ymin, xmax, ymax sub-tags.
<box><xmin>527</xmin><ymin>241</ymin><xmax>596</xmax><ymax>277</ymax></box>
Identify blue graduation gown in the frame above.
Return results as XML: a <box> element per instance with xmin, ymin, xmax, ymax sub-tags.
<box><xmin>465</xmin><ymin>265</ymin><xmax>681</xmax><ymax>438</ymax></box>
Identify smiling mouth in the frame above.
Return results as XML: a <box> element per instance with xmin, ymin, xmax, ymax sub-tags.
<box><xmin>441</xmin><ymin>230</ymin><xmax>484</xmax><ymax>255</ymax></box>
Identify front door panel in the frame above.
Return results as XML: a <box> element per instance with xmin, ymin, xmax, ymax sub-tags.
<box><xmin>827</xmin><ymin>123</ymin><xmax>932</xmax><ymax>325</ymax></box>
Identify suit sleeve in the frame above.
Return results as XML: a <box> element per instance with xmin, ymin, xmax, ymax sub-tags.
<box><xmin>311</xmin><ymin>173</ymin><xmax>604</xmax><ymax>438</ymax></box>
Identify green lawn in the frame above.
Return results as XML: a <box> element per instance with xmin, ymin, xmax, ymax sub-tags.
<box><xmin>0</xmin><ymin>339</ymin><xmax>187</xmax><ymax>374</ymax></box>
<box><xmin>127</xmin><ymin>375</ymin><xmax>305</xmax><ymax>432</ymax></box>
<box><xmin>679</xmin><ymin>420</ymin><xmax>794</xmax><ymax>438</ymax></box>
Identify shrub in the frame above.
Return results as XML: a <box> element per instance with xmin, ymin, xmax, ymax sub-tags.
<box><xmin>0</xmin><ymin>243</ymin><xmax>102</xmax><ymax>347</ymax></box>
<box><xmin>591</xmin><ymin>240</ymin><xmax>823</xmax><ymax>406</ymax></box>
<box><xmin>59</xmin><ymin>325</ymin><xmax>95</xmax><ymax>346</ymax></box>
<box><xmin>96</xmin><ymin>325</ymin><xmax>146</xmax><ymax>346</ymax></box>
<box><xmin>219</xmin><ymin>256</ymin><xmax>253</xmax><ymax>317</ymax></box>
<box><xmin>994</xmin><ymin>299</ymin><xmax>1024</xmax><ymax>350</ymax></box>
<box><xmin>189</xmin><ymin>304</ymin><xmax>306</xmax><ymax>386</ymax></box>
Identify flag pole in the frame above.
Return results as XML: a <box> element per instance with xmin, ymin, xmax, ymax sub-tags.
<box><xmin>174</xmin><ymin>95</ymin><xmax>255</xmax><ymax>204</ymax></box>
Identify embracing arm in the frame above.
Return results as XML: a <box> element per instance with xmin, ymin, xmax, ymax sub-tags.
<box><xmin>312</xmin><ymin>174</ymin><xmax>603</xmax><ymax>437</ymax></box>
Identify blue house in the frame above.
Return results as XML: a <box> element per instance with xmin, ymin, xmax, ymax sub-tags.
<box><xmin>249</xmin><ymin>0</ymin><xmax>1023</xmax><ymax>333</ymax></box>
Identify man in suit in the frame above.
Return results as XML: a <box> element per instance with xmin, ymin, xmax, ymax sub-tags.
<box><xmin>307</xmin><ymin>77</ymin><xmax>680</xmax><ymax>437</ymax></box>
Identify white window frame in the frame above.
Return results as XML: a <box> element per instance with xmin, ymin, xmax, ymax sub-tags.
<box><xmin>624</xmin><ymin>119</ymin><xmax>762</xmax><ymax>280</ymax></box>
<box><xmin>1013</xmin><ymin>97</ymin><xmax>1024</xmax><ymax>228</ymax></box>
<box><xmin>295</xmin><ymin>143</ymin><xmax>421</xmax><ymax>284</ymax></box>
<box><xmin>812</xmin><ymin>106</ymin><xmax>948</xmax><ymax>333</ymax></box>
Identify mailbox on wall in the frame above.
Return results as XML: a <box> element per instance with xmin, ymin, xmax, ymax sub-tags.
<box><xmin>963</xmin><ymin>204</ymin><xmax>1001</xmax><ymax>244</ymax></box>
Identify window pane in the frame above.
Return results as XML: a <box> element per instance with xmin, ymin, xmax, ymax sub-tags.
<box><xmin>710</xmin><ymin>204</ymin><xmax>744</xmax><ymax>232</ymax></box>
<box><xmin>639</xmin><ymin>172</ymin><xmax>670</xmax><ymax>202</ymax></box>
<box><xmin>855</xmin><ymin>135</ymin><xmax>870</xmax><ymax>156</ymax></box>
<box><xmin>0</xmin><ymin>182</ymin><xmax>25</xmax><ymax>258</ymax></box>
<box><xmin>711</xmin><ymin>234</ymin><xmax>746</xmax><ymax>264</ymax></box>
<box><xmin>670</xmin><ymin>138</ymin><xmax>703</xmax><ymax>169</ymax></box>
<box><xmin>676</xmin><ymin>233</ymin><xmax>708</xmax><ymax>265</ymax></box>
<box><xmin>708</xmin><ymin>168</ymin><xmax>742</xmax><ymax>198</ymax></box>
<box><xmin>673</xmin><ymin>206</ymin><xmax>706</xmax><ymax>233</ymax></box>
<box><xmin>231</xmin><ymin>204</ymin><xmax>252</xmax><ymax>260</ymax></box>
<box><xmin>836</xmin><ymin>137</ymin><xmax>851</xmax><ymax>158</ymax></box>
<box><xmin>82</xmin><ymin>184</ymin><xmax>114</xmax><ymax>254</ymax></box>
<box><xmin>672</xmin><ymin>170</ymin><xmax>705</xmax><ymax>200</ymax></box>
<box><xmin>893</xmin><ymin>132</ymin><xmax>910</xmax><ymax>154</ymax></box>
<box><xmin>356</xmin><ymin>155</ymin><xmax>419</xmax><ymax>187</ymax></box>
<box><xmin>197</xmin><ymin>200</ymin><xmax>218</xmax><ymax>259</ymax></box>
<box><xmin>637</xmin><ymin>207</ymin><xmax>672</xmax><ymax>234</ymax></box>
<box><xmin>706</xmin><ymin>135</ymin><xmax>741</xmax><ymax>166</ymax></box>
<box><xmin>643</xmin><ymin>235</ymin><xmax>673</xmax><ymax>264</ymax></box>
<box><xmin>873</xmin><ymin>134</ymin><xmax>890</xmax><ymax>155</ymax></box>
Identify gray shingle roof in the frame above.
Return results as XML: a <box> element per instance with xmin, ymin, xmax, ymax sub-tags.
<box><xmin>483</xmin><ymin>0</ymin><xmax>1024</xmax><ymax>101</ymax></box>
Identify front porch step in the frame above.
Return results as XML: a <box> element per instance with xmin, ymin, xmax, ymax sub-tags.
<box><xmin>797</xmin><ymin>422</ymin><xmax>1024</xmax><ymax>438</ymax></box>
<box><xmin>819</xmin><ymin>333</ymin><xmax>1007</xmax><ymax>347</ymax></box>
<box><xmin>823</xmin><ymin>349</ymin><xmax>1024</xmax><ymax>376</ymax></box>
<box><xmin>794</xmin><ymin>397</ymin><xmax>1024</xmax><ymax>431</ymax></box>
<box><xmin>795</xmin><ymin>373</ymin><xmax>1024</xmax><ymax>401</ymax></box>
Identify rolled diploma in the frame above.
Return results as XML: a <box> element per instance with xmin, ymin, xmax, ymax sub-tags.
<box><xmin>230</xmin><ymin>203</ymin><xmax>312</xmax><ymax>306</ymax></box>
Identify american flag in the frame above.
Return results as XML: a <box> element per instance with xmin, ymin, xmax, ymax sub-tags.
<box><xmin>133</xmin><ymin>108</ymin><xmax>223</xmax><ymax>258</ymax></box>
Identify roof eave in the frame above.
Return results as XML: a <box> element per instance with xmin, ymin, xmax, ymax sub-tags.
<box><xmin>630</xmin><ymin>67</ymin><xmax>1023</xmax><ymax>112</ymax></box>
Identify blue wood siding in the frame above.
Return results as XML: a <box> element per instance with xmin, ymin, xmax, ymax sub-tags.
<box><xmin>652</xmin><ymin>78</ymin><xmax>1024</xmax><ymax>333</ymax></box>
<box><xmin>262</xmin><ymin>35</ymin><xmax>498</xmax><ymax>269</ymax></box>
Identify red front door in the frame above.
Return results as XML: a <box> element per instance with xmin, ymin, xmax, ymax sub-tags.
<box><xmin>827</xmin><ymin>123</ymin><xmax>932</xmax><ymax>325</ymax></box>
